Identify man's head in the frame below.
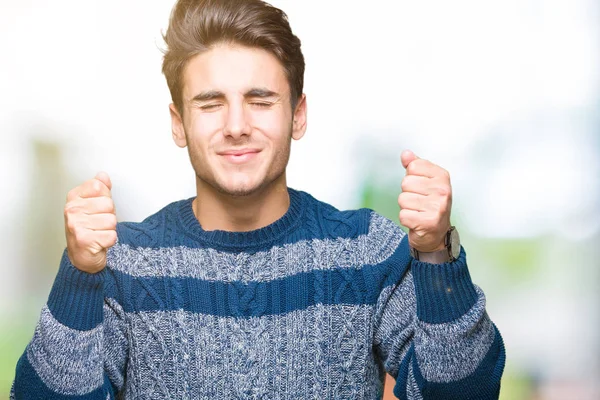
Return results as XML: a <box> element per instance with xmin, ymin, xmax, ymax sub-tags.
<box><xmin>162</xmin><ymin>0</ymin><xmax>307</xmax><ymax>198</ymax></box>
<box><xmin>162</xmin><ymin>0</ymin><xmax>305</xmax><ymax>116</ymax></box>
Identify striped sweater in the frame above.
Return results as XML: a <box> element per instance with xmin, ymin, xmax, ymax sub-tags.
<box><xmin>11</xmin><ymin>187</ymin><xmax>505</xmax><ymax>399</ymax></box>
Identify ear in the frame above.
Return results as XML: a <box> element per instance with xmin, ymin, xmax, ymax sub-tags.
<box><xmin>169</xmin><ymin>103</ymin><xmax>187</xmax><ymax>148</ymax></box>
<box><xmin>291</xmin><ymin>94</ymin><xmax>307</xmax><ymax>141</ymax></box>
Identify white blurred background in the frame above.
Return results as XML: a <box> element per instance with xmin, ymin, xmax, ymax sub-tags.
<box><xmin>1</xmin><ymin>1</ymin><xmax>598</xmax><ymax>398</ymax></box>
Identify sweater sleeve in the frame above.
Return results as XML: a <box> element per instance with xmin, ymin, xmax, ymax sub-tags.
<box><xmin>373</xmin><ymin>243</ymin><xmax>506</xmax><ymax>400</ymax></box>
<box><xmin>11</xmin><ymin>249</ymin><xmax>128</xmax><ymax>399</ymax></box>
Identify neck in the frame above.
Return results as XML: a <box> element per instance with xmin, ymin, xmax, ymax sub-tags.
<box><xmin>192</xmin><ymin>175</ymin><xmax>290</xmax><ymax>232</ymax></box>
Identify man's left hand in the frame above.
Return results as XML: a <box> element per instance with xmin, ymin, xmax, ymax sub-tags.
<box><xmin>398</xmin><ymin>150</ymin><xmax>452</xmax><ymax>253</ymax></box>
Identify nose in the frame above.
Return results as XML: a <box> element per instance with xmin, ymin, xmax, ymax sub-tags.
<box><xmin>224</xmin><ymin>102</ymin><xmax>251</xmax><ymax>139</ymax></box>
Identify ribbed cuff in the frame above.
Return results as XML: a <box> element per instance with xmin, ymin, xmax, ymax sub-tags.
<box><xmin>412</xmin><ymin>246</ymin><xmax>478</xmax><ymax>324</ymax></box>
<box><xmin>46</xmin><ymin>249</ymin><xmax>106</xmax><ymax>331</ymax></box>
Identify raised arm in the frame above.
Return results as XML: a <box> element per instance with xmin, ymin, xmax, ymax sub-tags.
<box><xmin>373</xmin><ymin>150</ymin><xmax>505</xmax><ymax>398</ymax></box>
<box><xmin>11</xmin><ymin>173</ymin><xmax>128</xmax><ymax>399</ymax></box>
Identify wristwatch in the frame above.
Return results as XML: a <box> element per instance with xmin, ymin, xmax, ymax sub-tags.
<box><xmin>409</xmin><ymin>226</ymin><xmax>460</xmax><ymax>263</ymax></box>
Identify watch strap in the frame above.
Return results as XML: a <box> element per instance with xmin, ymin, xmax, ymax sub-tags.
<box><xmin>411</xmin><ymin>247</ymin><xmax>452</xmax><ymax>264</ymax></box>
<box><xmin>410</xmin><ymin>226</ymin><xmax>458</xmax><ymax>263</ymax></box>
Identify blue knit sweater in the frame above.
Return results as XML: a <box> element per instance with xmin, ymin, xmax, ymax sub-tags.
<box><xmin>11</xmin><ymin>187</ymin><xmax>505</xmax><ymax>399</ymax></box>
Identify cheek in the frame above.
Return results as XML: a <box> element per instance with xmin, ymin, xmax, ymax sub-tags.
<box><xmin>248</xmin><ymin>110</ymin><xmax>291</xmax><ymax>139</ymax></box>
<box><xmin>191</xmin><ymin>113</ymin><xmax>223</xmax><ymax>134</ymax></box>
<box><xmin>186</xmin><ymin>114</ymin><xmax>222</xmax><ymax>149</ymax></box>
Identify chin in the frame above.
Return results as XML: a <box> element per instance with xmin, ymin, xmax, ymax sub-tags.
<box><xmin>213</xmin><ymin>178</ymin><xmax>265</xmax><ymax>198</ymax></box>
<box><xmin>197</xmin><ymin>162</ymin><xmax>284</xmax><ymax>198</ymax></box>
<box><xmin>220</xmin><ymin>187</ymin><xmax>259</xmax><ymax>197</ymax></box>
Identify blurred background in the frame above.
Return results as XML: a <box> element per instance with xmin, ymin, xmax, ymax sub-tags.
<box><xmin>0</xmin><ymin>0</ymin><xmax>598</xmax><ymax>399</ymax></box>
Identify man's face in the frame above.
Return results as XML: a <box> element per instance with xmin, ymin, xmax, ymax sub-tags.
<box><xmin>170</xmin><ymin>44</ymin><xmax>307</xmax><ymax>197</ymax></box>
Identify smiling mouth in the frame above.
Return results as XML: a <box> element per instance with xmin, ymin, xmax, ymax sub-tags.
<box><xmin>219</xmin><ymin>149</ymin><xmax>261</xmax><ymax>164</ymax></box>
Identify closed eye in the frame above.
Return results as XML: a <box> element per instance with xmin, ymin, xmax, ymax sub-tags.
<box><xmin>250</xmin><ymin>102</ymin><xmax>272</xmax><ymax>108</ymax></box>
<box><xmin>200</xmin><ymin>103</ymin><xmax>222</xmax><ymax>111</ymax></box>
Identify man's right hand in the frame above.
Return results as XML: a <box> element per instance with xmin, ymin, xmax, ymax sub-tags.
<box><xmin>64</xmin><ymin>172</ymin><xmax>118</xmax><ymax>273</ymax></box>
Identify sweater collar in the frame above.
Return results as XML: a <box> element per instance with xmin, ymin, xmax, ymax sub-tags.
<box><xmin>177</xmin><ymin>187</ymin><xmax>304</xmax><ymax>251</ymax></box>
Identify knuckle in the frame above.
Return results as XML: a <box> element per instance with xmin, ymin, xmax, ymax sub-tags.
<box><xmin>401</xmin><ymin>176</ymin><xmax>411</xmax><ymax>192</ymax></box>
<box><xmin>398</xmin><ymin>212</ymin><xmax>406</xmax><ymax>225</ymax></box>
<box><xmin>437</xmin><ymin>182</ymin><xmax>451</xmax><ymax>197</ymax></box>
<box><xmin>399</xmin><ymin>209</ymin><xmax>413</xmax><ymax>226</ymax></box>
<box><xmin>66</xmin><ymin>217</ymin><xmax>77</xmax><ymax>231</ymax></box>
<box><xmin>65</xmin><ymin>200</ymin><xmax>81</xmax><ymax>213</ymax></box>
<box><xmin>72</xmin><ymin>226</ymin><xmax>85</xmax><ymax>241</ymax></box>
<box><xmin>92</xmin><ymin>180</ymin><xmax>102</xmax><ymax>193</ymax></box>
<box><xmin>398</xmin><ymin>192</ymin><xmax>407</xmax><ymax>206</ymax></box>
<box><xmin>97</xmin><ymin>197</ymin><xmax>110</xmax><ymax>212</ymax></box>
<box><xmin>65</xmin><ymin>212</ymin><xmax>80</xmax><ymax>229</ymax></box>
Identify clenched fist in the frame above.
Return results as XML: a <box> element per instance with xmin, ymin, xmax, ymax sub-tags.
<box><xmin>398</xmin><ymin>150</ymin><xmax>452</xmax><ymax>253</ymax></box>
<box><xmin>64</xmin><ymin>172</ymin><xmax>117</xmax><ymax>273</ymax></box>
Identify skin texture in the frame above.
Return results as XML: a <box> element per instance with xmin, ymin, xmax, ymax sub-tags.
<box><xmin>64</xmin><ymin>172</ymin><xmax>116</xmax><ymax>273</ymax></box>
<box><xmin>169</xmin><ymin>43</ymin><xmax>308</xmax><ymax>232</ymax></box>
<box><xmin>399</xmin><ymin>150</ymin><xmax>452</xmax><ymax>253</ymax></box>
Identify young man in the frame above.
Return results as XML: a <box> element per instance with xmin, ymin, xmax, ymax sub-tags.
<box><xmin>11</xmin><ymin>0</ymin><xmax>505</xmax><ymax>398</ymax></box>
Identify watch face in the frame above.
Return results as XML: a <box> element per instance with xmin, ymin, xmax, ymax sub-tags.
<box><xmin>450</xmin><ymin>228</ymin><xmax>461</xmax><ymax>259</ymax></box>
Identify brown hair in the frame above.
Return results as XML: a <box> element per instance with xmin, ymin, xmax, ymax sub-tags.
<box><xmin>162</xmin><ymin>0</ymin><xmax>305</xmax><ymax>115</ymax></box>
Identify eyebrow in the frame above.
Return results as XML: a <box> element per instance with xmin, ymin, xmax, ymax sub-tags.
<box><xmin>245</xmin><ymin>88</ymin><xmax>278</xmax><ymax>98</ymax></box>
<box><xmin>190</xmin><ymin>88</ymin><xmax>279</xmax><ymax>103</ymax></box>
<box><xmin>191</xmin><ymin>90</ymin><xmax>224</xmax><ymax>102</ymax></box>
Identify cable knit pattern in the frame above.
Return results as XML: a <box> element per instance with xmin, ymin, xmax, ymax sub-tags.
<box><xmin>11</xmin><ymin>187</ymin><xmax>505</xmax><ymax>399</ymax></box>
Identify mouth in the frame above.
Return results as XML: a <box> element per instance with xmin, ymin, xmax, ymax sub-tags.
<box><xmin>218</xmin><ymin>149</ymin><xmax>261</xmax><ymax>164</ymax></box>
